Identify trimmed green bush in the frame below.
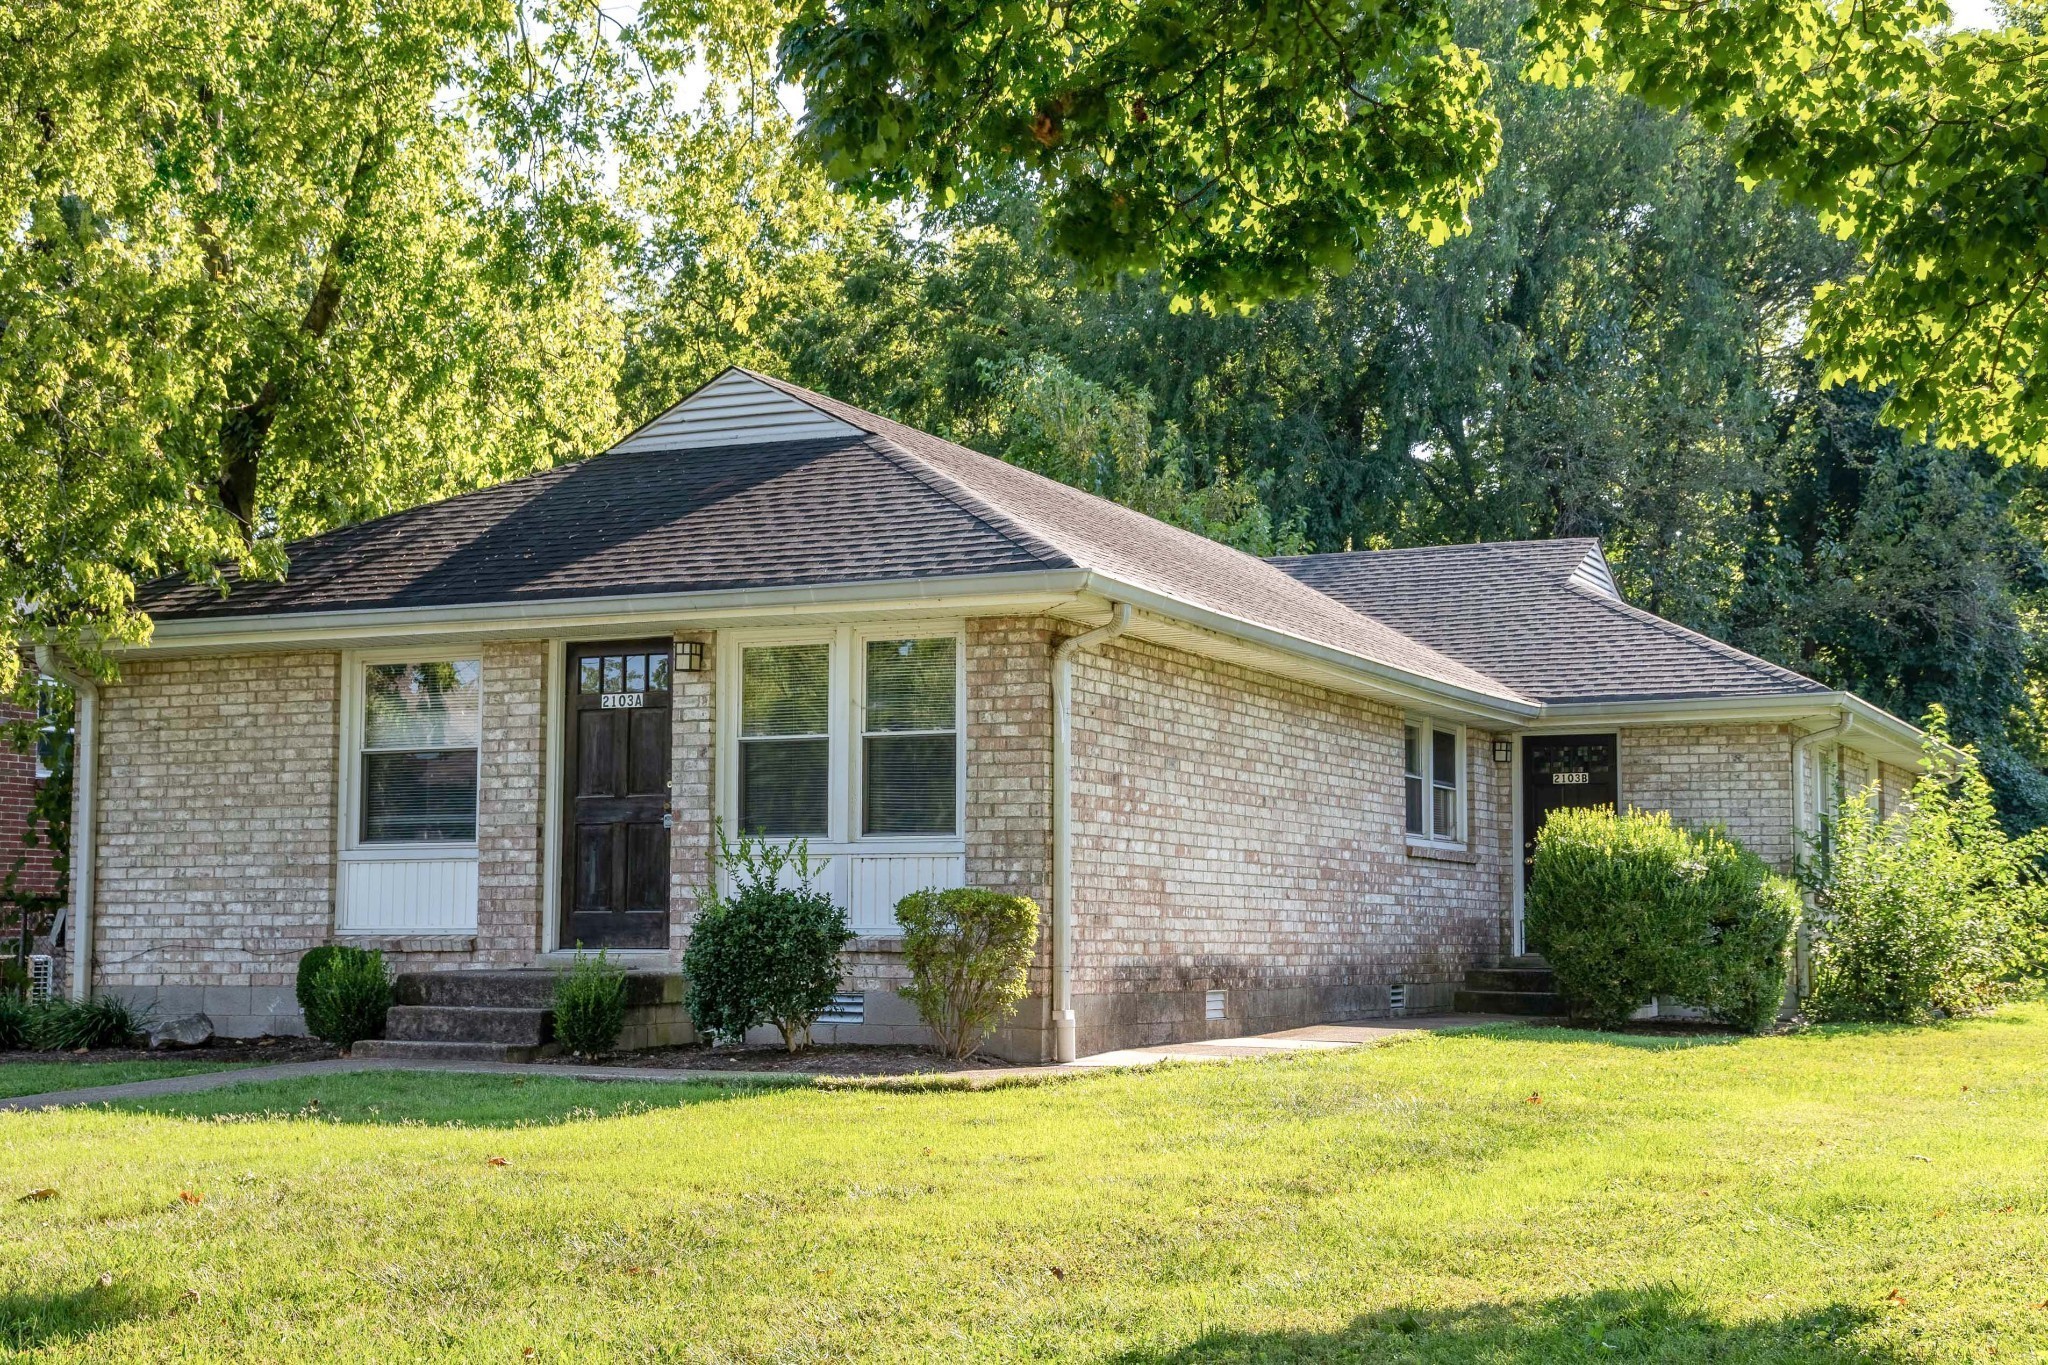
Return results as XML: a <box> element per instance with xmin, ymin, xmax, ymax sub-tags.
<box><xmin>301</xmin><ymin>946</ymin><xmax>393</xmax><ymax>1050</ymax></box>
<box><xmin>553</xmin><ymin>949</ymin><xmax>628</xmax><ymax>1055</ymax></box>
<box><xmin>1528</xmin><ymin>807</ymin><xmax>1799</xmax><ymax>1032</ymax></box>
<box><xmin>27</xmin><ymin>994</ymin><xmax>149</xmax><ymax>1050</ymax></box>
<box><xmin>295</xmin><ymin>944</ymin><xmax>347</xmax><ymax>1017</ymax></box>
<box><xmin>897</xmin><ymin>887</ymin><xmax>1040</xmax><ymax>1059</ymax></box>
<box><xmin>1807</xmin><ymin>711</ymin><xmax>2048</xmax><ymax>1023</ymax></box>
<box><xmin>684</xmin><ymin>831</ymin><xmax>853</xmax><ymax>1051</ymax></box>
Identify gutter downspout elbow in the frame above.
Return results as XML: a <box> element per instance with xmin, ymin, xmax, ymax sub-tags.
<box><xmin>34</xmin><ymin>646</ymin><xmax>98</xmax><ymax>1003</ymax></box>
<box><xmin>1051</xmin><ymin>602</ymin><xmax>1132</xmax><ymax>1064</ymax></box>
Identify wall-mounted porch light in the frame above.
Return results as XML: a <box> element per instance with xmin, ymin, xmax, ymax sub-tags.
<box><xmin>1492</xmin><ymin>738</ymin><xmax>1514</xmax><ymax>764</ymax></box>
<box><xmin>675</xmin><ymin>640</ymin><xmax>706</xmax><ymax>672</ymax></box>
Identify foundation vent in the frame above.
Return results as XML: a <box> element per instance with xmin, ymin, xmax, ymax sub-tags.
<box><xmin>27</xmin><ymin>955</ymin><xmax>52</xmax><ymax>1003</ymax></box>
<box><xmin>1204</xmin><ymin>989</ymin><xmax>1227</xmax><ymax>1022</ymax></box>
<box><xmin>819</xmin><ymin>992</ymin><xmax>865</xmax><ymax>1026</ymax></box>
<box><xmin>1388</xmin><ymin>983</ymin><xmax>1408</xmax><ymax>1014</ymax></box>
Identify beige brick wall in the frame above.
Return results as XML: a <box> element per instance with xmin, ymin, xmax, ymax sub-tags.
<box><xmin>1064</xmin><ymin>634</ymin><xmax>1511</xmax><ymax>1053</ymax></box>
<box><xmin>1619</xmin><ymin>723</ymin><xmax>1798</xmax><ymax>870</ymax></box>
<box><xmin>668</xmin><ymin>631</ymin><xmax>717</xmax><ymax>954</ymax></box>
<box><xmin>93</xmin><ymin>652</ymin><xmax>341</xmax><ymax>1035</ymax></box>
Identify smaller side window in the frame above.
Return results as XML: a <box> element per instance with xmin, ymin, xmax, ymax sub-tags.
<box><xmin>1403</xmin><ymin>725</ymin><xmax>1425</xmax><ymax>835</ymax></box>
<box><xmin>1431</xmin><ymin>727</ymin><xmax>1460</xmax><ymax>842</ymax></box>
<box><xmin>1404</xmin><ymin>719</ymin><xmax>1464</xmax><ymax>844</ymax></box>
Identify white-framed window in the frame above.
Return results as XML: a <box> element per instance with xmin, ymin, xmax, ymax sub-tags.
<box><xmin>351</xmin><ymin>657</ymin><xmax>482</xmax><ymax>846</ymax></box>
<box><xmin>31</xmin><ymin>674</ymin><xmax>68</xmax><ymax>780</ymax></box>
<box><xmin>722</xmin><ymin>624</ymin><xmax>966</xmax><ymax>847</ymax></box>
<box><xmin>1404</xmin><ymin>718</ymin><xmax>1464</xmax><ymax>845</ymax></box>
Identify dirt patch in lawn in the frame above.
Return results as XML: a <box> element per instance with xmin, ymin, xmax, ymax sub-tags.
<box><xmin>0</xmin><ymin>1035</ymin><xmax>342</xmax><ymax>1067</ymax></box>
<box><xmin>537</xmin><ymin>1044</ymin><xmax>1019</xmax><ymax>1076</ymax></box>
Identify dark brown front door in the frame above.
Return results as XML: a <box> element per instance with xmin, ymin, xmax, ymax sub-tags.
<box><xmin>562</xmin><ymin>640</ymin><xmax>673</xmax><ymax>950</ymax></box>
<box><xmin>1521</xmin><ymin>733</ymin><xmax>1620</xmax><ymax>888</ymax></box>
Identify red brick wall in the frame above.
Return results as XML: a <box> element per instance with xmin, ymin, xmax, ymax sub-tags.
<box><xmin>0</xmin><ymin>698</ymin><xmax>59</xmax><ymax>899</ymax></box>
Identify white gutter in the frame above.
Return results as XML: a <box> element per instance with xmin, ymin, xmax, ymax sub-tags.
<box><xmin>33</xmin><ymin>646</ymin><xmax>97</xmax><ymax>1003</ymax></box>
<box><xmin>1050</xmin><ymin>601</ymin><xmax>1132</xmax><ymax>1063</ymax></box>
<box><xmin>1791</xmin><ymin>712</ymin><xmax>1853</xmax><ymax>854</ymax></box>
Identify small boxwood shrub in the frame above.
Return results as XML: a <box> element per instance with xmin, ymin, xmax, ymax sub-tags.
<box><xmin>26</xmin><ymin>994</ymin><xmax>150</xmax><ymax>1050</ymax></box>
<box><xmin>295</xmin><ymin>945</ymin><xmax>347</xmax><ymax>1018</ymax></box>
<box><xmin>553</xmin><ymin>949</ymin><xmax>628</xmax><ymax>1055</ymax></box>
<box><xmin>301</xmin><ymin>946</ymin><xmax>393</xmax><ymax>1050</ymax></box>
<box><xmin>1528</xmin><ymin>807</ymin><xmax>1799</xmax><ymax>1032</ymax></box>
<box><xmin>684</xmin><ymin>831</ymin><xmax>853</xmax><ymax>1051</ymax></box>
<box><xmin>897</xmin><ymin>888</ymin><xmax>1040</xmax><ymax>1058</ymax></box>
<box><xmin>1807</xmin><ymin>711</ymin><xmax>2048</xmax><ymax>1023</ymax></box>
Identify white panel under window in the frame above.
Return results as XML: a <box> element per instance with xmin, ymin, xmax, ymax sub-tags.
<box><xmin>338</xmin><ymin>854</ymin><xmax>479</xmax><ymax>935</ymax></box>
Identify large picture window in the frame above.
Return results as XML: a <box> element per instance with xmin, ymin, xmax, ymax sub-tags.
<box><xmin>1404</xmin><ymin>719</ymin><xmax>1463</xmax><ymax>845</ymax></box>
<box><xmin>359</xmin><ymin>660</ymin><xmax>480</xmax><ymax>844</ymax></box>
<box><xmin>863</xmin><ymin>637</ymin><xmax>958</xmax><ymax>836</ymax></box>
<box><xmin>740</xmin><ymin>643</ymin><xmax>831</xmax><ymax>836</ymax></box>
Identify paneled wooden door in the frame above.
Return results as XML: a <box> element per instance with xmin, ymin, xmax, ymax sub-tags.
<box><xmin>562</xmin><ymin>640</ymin><xmax>673</xmax><ymax>950</ymax></box>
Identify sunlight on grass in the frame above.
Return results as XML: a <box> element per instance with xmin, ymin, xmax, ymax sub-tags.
<box><xmin>0</xmin><ymin>1008</ymin><xmax>2042</xmax><ymax>1360</ymax></box>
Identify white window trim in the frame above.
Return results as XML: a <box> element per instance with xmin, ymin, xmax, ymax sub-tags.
<box><xmin>1403</xmin><ymin>716</ymin><xmax>1467</xmax><ymax>850</ymax></box>
<box><xmin>31</xmin><ymin>673</ymin><xmax>62</xmax><ymax>781</ymax></box>
<box><xmin>716</xmin><ymin>622</ymin><xmax>967</xmax><ymax>855</ymax></box>
<box><xmin>337</xmin><ymin>648</ymin><xmax>485</xmax><ymax>861</ymax></box>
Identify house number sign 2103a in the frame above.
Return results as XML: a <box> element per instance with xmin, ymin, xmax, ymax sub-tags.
<box><xmin>601</xmin><ymin>692</ymin><xmax>646</xmax><ymax>710</ymax></box>
<box><xmin>1551</xmin><ymin>771</ymin><xmax>1591</xmax><ymax>785</ymax></box>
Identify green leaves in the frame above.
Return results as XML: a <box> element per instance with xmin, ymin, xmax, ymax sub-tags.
<box><xmin>780</xmin><ymin>0</ymin><xmax>1502</xmax><ymax>312</ymax></box>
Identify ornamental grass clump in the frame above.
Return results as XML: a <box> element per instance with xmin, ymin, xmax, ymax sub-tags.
<box><xmin>1528</xmin><ymin>807</ymin><xmax>1799</xmax><ymax>1032</ymax></box>
<box><xmin>1806</xmin><ymin>710</ymin><xmax>2048</xmax><ymax>1023</ymax></box>
<box><xmin>684</xmin><ymin>830</ymin><xmax>853</xmax><ymax>1051</ymax></box>
<box><xmin>552</xmin><ymin>949</ymin><xmax>628</xmax><ymax>1055</ymax></box>
<box><xmin>23</xmin><ymin>993</ymin><xmax>150</xmax><ymax>1050</ymax></box>
<box><xmin>896</xmin><ymin>887</ymin><xmax>1040</xmax><ymax>1059</ymax></box>
<box><xmin>299</xmin><ymin>946</ymin><xmax>393</xmax><ymax>1050</ymax></box>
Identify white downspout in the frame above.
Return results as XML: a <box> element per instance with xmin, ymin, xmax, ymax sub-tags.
<box><xmin>34</xmin><ymin>646</ymin><xmax>98</xmax><ymax>1003</ymax></box>
<box><xmin>1051</xmin><ymin>602</ymin><xmax>1132</xmax><ymax>1063</ymax></box>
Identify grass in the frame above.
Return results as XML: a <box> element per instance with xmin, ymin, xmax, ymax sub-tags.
<box><xmin>1</xmin><ymin>1007</ymin><xmax>2045</xmax><ymax>1362</ymax></box>
<box><xmin>0</xmin><ymin>1060</ymin><xmax>242</xmax><ymax>1100</ymax></box>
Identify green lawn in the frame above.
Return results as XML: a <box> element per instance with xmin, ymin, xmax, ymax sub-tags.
<box><xmin>0</xmin><ymin>1060</ymin><xmax>242</xmax><ymax>1101</ymax></box>
<box><xmin>2</xmin><ymin>1009</ymin><xmax>2045</xmax><ymax>1362</ymax></box>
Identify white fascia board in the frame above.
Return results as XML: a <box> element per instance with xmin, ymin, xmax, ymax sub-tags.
<box><xmin>1533</xmin><ymin>692</ymin><xmax>1930</xmax><ymax>766</ymax></box>
<box><xmin>1072</xmin><ymin>571</ymin><xmax>1541</xmax><ymax>724</ymax></box>
<box><xmin>128</xmin><ymin>570</ymin><xmax>1094</xmax><ymax>656</ymax></box>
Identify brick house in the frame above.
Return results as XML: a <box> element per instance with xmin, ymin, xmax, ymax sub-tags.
<box><xmin>47</xmin><ymin>369</ymin><xmax>1928</xmax><ymax>1057</ymax></box>
<box><xmin>1</xmin><ymin>688</ymin><xmax>61</xmax><ymax>905</ymax></box>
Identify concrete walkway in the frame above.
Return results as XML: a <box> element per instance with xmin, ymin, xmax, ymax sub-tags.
<box><xmin>0</xmin><ymin>1014</ymin><xmax>1526</xmax><ymax>1111</ymax></box>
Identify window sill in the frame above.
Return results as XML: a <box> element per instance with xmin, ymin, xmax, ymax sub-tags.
<box><xmin>846</xmin><ymin>934</ymin><xmax>907</xmax><ymax>952</ymax></box>
<box><xmin>1405</xmin><ymin>838</ymin><xmax>1477</xmax><ymax>865</ymax></box>
<box><xmin>335</xmin><ymin>932</ymin><xmax>477</xmax><ymax>953</ymax></box>
<box><xmin>340</xmin><ymin>845</ymin><xmax>480</xmax><ymax>861</ymax></box>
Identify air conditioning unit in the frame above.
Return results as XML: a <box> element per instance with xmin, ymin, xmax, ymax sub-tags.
<box><xmin>27</xmin><ymin>955</ymin><xmax>54</xmax><ymax>1003</ymax></box>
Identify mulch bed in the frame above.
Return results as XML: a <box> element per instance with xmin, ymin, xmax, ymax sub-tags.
<box><xmin>536</xmin><ymin>1044</ymin><xmax>1019</xmax><ymax>1076</ymax></box>
<box><xmin>0</xmin><ymin>1036</ymin><xmax>343</xmax><ymax>1066</ymax></box>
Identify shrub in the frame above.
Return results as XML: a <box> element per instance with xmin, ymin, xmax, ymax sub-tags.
<box><xmin>295</xmin><ymin>944</ymin><xmax>347</xmax><ymax>1017</ymax></box>
<box><xmin>897</xmin><ymin>888</ymin><xmax>1040</xmax><ymax>1059</ymax></box>
<box><xmin>1529</xmin><ymin>807</ymin><xmax>1799</xmax><ymax>1032</ymax></box>
<box><xmin>684</xmin><ymin>830</ymin><xmax>853</xmax><ymax>1050</ymax></box>
<box><xmin>1806</xmin><ymin>711</ymin><xmax>2048</xmax><ymax>1023</ymax></box>
<box><xmin>27</xmin><ymin>994</ymin><xmax>149</xmax><ymax>1050</ymax></box>
<box><xmin>0</xmin><ymin>992</ymin><xmax>32</xmax><ymax>1049</ymax></box>
<box><xmin>301</xmin><ymin>946</ymin><xmax>393</xmax><ymax>1050</ymax></box>
<box><xmin>553</xmin><ymin>949</ymin><xmax>628</xmax><ymax>1055</ymax></box>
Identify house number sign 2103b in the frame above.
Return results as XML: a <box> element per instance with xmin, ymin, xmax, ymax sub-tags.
<box><xmin>601</xmin><ymin>692</ymin><xmax>646</xmax><ymax>710</ymax></box>
<box><xmin>1551</xmin><ymin>771</ymin><xmax>1591</xmax><ymax>785</ymax></box>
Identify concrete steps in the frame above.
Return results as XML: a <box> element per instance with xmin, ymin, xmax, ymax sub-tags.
<box><xmin>352</xmin><ymin>1038</ymin><xmax>552</xmax><ymax>1063</ymax></box>
<box><xmin>356</xmin><ymin>968</ymin><xmax>693</xmax><ymax>1060</ymax></box>
<box><xmin>1452</xmin><ymin>957</ymin><xmax>1562</xmax><ymax>1017</ymax></box>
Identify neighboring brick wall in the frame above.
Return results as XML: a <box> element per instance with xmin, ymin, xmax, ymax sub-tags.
<box><xmin>474</xmin><ymin>641</ymin><xmax>546</xmax><ymax>962</ymax></box>
<box><xmin>93</xmin><ymin>652</ymin><xmax>340</xmax><ymax>1035</ymax></box>
<box><xmin>1619</xmin><ymin>723</ymin><xmax>1797</xmax><ymax>870</ymax></box>
<box><xmin>668</xmin><ymin>632</ymin><xmax>716</xmax><ymax>955</ymax></box>
<box><xmin>1876</xmin><ymin>759</ymin><xmax>1916</xmax><ymax>818</ymax></box>
<box><xmin>1063</xmin><ymin>634</ymin><xmax>1511</xmax><ymax>1054</ymax></box>
<box><xmin>0</xmin><ymin>698</ymin><xmax>58</xmax><ymax>900</ymax></box>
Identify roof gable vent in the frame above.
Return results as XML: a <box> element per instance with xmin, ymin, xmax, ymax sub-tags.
<box><xmin>610</xmin><ymin>368</ymin><xmax>865</xmax><ymax>453</ymax></box>
<box><xmin>1568</xmin><ymin>545</ymin><xmax>1622</xmax><ymax>601</ymax></box>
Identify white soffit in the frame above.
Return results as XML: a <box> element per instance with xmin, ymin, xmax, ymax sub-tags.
<box><xmin>611</xmin><ymin>369</ymin><xmax>864</xmax><ymax>452</ymax></box>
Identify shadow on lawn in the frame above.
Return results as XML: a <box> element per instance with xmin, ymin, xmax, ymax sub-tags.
<box><xmin>109</xmin><ymin>1070</ymin><xmax>806</xmax><ymax>1128</ymax></box>
<box><xmin>0</xmin><ymin>1280</ymin><xmax>176</xmax><ymax>1352</ymax></box>
<box><xmin>1442</xmin><ymin>1022</ymin><xmax>1752</xmax><ymax>1052</ymax></box>
<box><xmin>1112</xmin><ymin>1287</ymin><xmax>1896</xmax><ymax>1363</ymax></box>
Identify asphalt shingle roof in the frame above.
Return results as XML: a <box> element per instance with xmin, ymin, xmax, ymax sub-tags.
<box><xmin>137</xmin><ymin>369</ymin><xmax>1524</xmax><ymax>706</ymax></box>
<box><xmin>1270</xmin><ymin>538</ymin><xmax>1831</xmax><ymax>705</ymax></box>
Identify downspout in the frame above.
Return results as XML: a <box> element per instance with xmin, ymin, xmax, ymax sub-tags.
<box><xmin>1791</xmin><ymin>711</ymin><xmax>1853</xmax><ymax>855</ymax></box>
<box><xmin>1051</xmin><ymin>602</ymin><xmax>1132</xmax><ymax>1063</ymax></box>
<box><xmin>34</xmin><ymin>646</ymin><xmax>98</xmax><ymax>1003</ymax></box>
